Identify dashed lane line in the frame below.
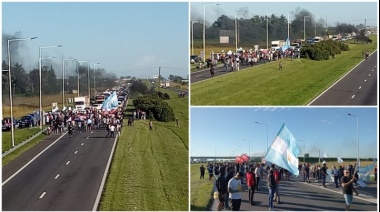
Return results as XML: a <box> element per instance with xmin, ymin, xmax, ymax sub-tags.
<box><xmin>54</xmin><ymin>174</ymin><xmax>60</xmax><ymax>180</ymax></box>
<box><xmin>39</xmin><ymin>192</ymin><xmax>47</xmax><ymax>199</ymax></box>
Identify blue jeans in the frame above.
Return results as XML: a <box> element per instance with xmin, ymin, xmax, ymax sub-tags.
<box><xmin>224</xmin><ymin>192</ymin><xmax>229</xmax><ymax>208</ymax></box>
<box><xmin>334</xmin><ymin>176</ymin><xmax>339</xmax><ymax>188</ymax></box>
<box><xmin>268</xmin><ymin>187</ymin><xmax>275</xmax><ymax>209</ymax></box>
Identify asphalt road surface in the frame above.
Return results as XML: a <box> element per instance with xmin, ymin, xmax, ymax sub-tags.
<box><xmin>309</xmin><ymin>50</ymin><xmax>377</xmax><ymax>105</ymax></box>
<box><xmin>211</xmin><ymin>174</ymin><xmax>377</xmax><ymax>211</ymax></box>
<box><xmin>2</xmin><ymin>127</ymin><xmax>116</xmax><ymax>211</ymax></box>
<box><xmin>191</xmin><ymin>62</ymin><xmax>259</xmax><ymax>83</ymax></box>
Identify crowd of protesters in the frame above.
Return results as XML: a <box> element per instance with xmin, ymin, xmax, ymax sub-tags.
<box><xmin>199</xmin><ymin>160</ymin><xmax>368</xmax><ymax>211</ymax></box>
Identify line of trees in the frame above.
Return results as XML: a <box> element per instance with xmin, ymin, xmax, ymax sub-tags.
<box><xmin>2</xmin><ymin>60</ymin><xmax>117</xmax><ymax>98</ymax></box>
<box><xmin>192</xmin><ymin>8</ymin><xmax>363</xmax><ymax>46</ymax></box>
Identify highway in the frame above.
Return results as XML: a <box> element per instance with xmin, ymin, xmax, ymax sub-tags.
<box><xmin>2</xmin><ymin>128</ymin><xmax>116</xmax><ymax>211</ymax></box>
<box><xmin>210</xmin><ymin>173</ymin><xmax>377</xmax><ymax>211</ymax></box>
<box><xmin>309</xmin><ymin>50</ymin><xmax>377</xmax><ymax>105</ymax></box>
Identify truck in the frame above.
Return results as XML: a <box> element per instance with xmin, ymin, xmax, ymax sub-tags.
<box><xmin>271</xmin><ymin>40</ymin><xmax>285</xmax><ymax>51</ymax></box>
<box><xmin>74</xmin><ymin>96</ymin><xmax>90</xmax><ymax>111</ymax></box>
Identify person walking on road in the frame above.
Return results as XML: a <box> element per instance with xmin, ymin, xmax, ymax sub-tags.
<box><xmin>267</xmin><ymin>167</ymin><xmax>277</xmax><ymax>211</ymax></box>
<box><xmin>255</xmin><ymin>164</ymin><xmax>261</xmax><ymax>191</ymax></box>
<box><xmin>321</xmin><ymin>163</ymin><xmax>328</xmax><ymax>188</ymax></box>
<box><xmin>246</xmin><ymin>167</ymin><xmax>256</xmax><ymax>205</ymax></box>
<box><xmin>228</xmin><ymin>172</ymin><xmax>242</xmax><ymax>211</ymax></box>
<box><xmin>333</xmin><ymin>166</ymin><xmax>339</xmax><ymax>188</ymax></box>
<box><xmin>272</xmin><ymin>164</ymin><xmax>281</xmax><ymax>204</ymax></box>
<box><xmin>225</xmin><ymin>167</ymin><xmax>234</xmax><ymax>210</ymax></box>
<box><xmin>341</xmin><ymin>168</ymin><xmax>359</xmax><ymax>211</ymax></box>
<box><xmin>210</xmin><ymin>64</ymin><xmax>215</xmax><ymax>77</ymax></box>
<box><xmin>216</xmin><ymin>167</ymin><xmax>228</xmax><ymax>211</ymax></box>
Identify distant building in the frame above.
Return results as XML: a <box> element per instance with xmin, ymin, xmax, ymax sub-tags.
<box><xmin>160</xmin><ymin>80</ymin><xmax>170</xmax><ymax>88</ymax></box>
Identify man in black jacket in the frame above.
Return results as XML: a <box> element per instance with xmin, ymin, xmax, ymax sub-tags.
<box><xmin>216</xmin><ymin>167</ymin><xmax>227</xmax><ymax>211</ymax></box>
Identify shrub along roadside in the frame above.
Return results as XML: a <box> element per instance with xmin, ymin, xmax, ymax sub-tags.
<box><xmin>301</xmin><ymin>40</ymin><xmax>350</xmax><ymax>60</ymax></box>
<box><xmin>132</xmin><ymin>94</ymin><xmax>175</xmax><ymax>122</ymax></box>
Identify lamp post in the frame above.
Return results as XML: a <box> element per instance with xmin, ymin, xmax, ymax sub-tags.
<box><xmin>235</xmin><ymin>11</ymin><xmax>245</xmax><ymax>52</ymax></box>
<box><xmin>39</xmin><ymin>45</ymin><xmax>62</xmax><ymax>129</ymax></box>
<box><xmin>62</xmin><ymin>59</ymin><xmax>76</xmax><ymax>107</ymax></box>
<box><xmin>348</xmin><ymin>113</ymin><xmax>359</xmax><ymax>163</ymax></box>
<box><xmin>93</xmin><ymin>63</ymin><xmax>101</xmax><ymax>97</ymax></box>
<box><xmin>304</xmin><ymin>16</ymin><xmax>311</xmax><ymax>41</ymax></box>
<box><xmin>203</xmin><ymin>3</ymin><xmax>219</xmax><ymax>62</ymax></box>
<box><xmin>314</xmin><ymin>16</ymin><xmax>320</xmax><ymax>36</ymax></box>
<box><xmin>191</xmin><ymin>20</ymin><xmax>198</xmax><ymax>56</ymax></box>
<box><xmin>255</xmin><ymin>122</ymin><xmax>269</xmax><ymax>151</ymax></box>
<box><xmin>7</xmin><ymin>36</ymin><xmax>37</xmax><ymax>147</ymax></box>
<box><xmin>266</xmin><ymin>13</ymin><xmax>277</xmax><ymax>50</ymax></box>
<box><xmin>77</xmin><ymin>60</ymin><xmax>88</xmax><ymax>97</ymax></box>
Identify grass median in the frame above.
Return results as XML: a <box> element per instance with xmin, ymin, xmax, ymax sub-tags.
<box><xmin>2</xmin><ymin>127</ymin><xmax>42</xmax><ymax>153</ymax></box>
<box><xmin>191</xmin><ymin>35</ymin><xmax>377</xmax><ymax>105</ymax></box>
<box><xmin>191</xmin><ymin>163</ymin><xmax>214</xmax><ymax>211</ymax></box>
<box><xmin>99</xmin><ymin>89</ymin><xmax>188</xmax><ymax>211</ymax></box>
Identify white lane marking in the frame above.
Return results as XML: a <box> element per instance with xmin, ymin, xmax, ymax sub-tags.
<box><xmin>74</xmin><ymin>151</ymin><xmax>78</xmax><ymax>154</ymax></box>
<box><xmin>372</xmin><ymin>69</ymin><xmax>374</xmax><ymax>72</ymax></box>
<box><xmin>304</xmin><ymin>182</ymin><xmax>377</xmax><ymax>204</ymax></box>
<box><xmin>195</xmin><ymin>75</ymin><xmax>202</xmax><ymax>77</ymax></box>
<box><xmin>55</xmin><ymin>174</ymin><xmax>60</xmax><ymax>179</ymax></box>
<box><xmin>39</xmin><ymin>192</ymin><xmax>47</xmax><ymax>199</ymax></box>
<box><xmin>81</xmin><ymin>143</ymin><xmax>84</xmax><ymax>146</ymax></box>
<box><xmin>358</xmin><ymin>86</ymin><xmax>362</xmax><ymax>89</ymax></box>
<box><xmin>351</xmin><ymin>95</ymin><xmax>355</xmax><ymax>99</ymax></box>
<box><xmin>364</xmin><ymin>79</ymin><xmax>367</xmax><ymax>82</ymax></box>
<box><xmin>2</xmin><ymin>133</ymin><xmax>67</xmax><ymax>186</ymax></box>
<box><xmin>368</xmin><ymin>74</ymin><xmax>371</xmax><ymax>77</ymax></box>
<box><xmin>66</xmin><ymin>161</ymin><xmax>70</xmax><ymax>165</ymax></box>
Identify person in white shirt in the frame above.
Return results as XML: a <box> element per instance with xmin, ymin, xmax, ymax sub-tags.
<box><xmin>255</xmin><ymin>164</ymin><xmax>262</xmax><ymax>191</ymax></box>
<box><xmin>109</xmin><ymin>124</ymin><xmax>115</xmax><ymax>138</ymax></box>
<box><xmin>228</xmin><ymin>172</ymin><xmax>242</xmax><ymax>211</ymax></box>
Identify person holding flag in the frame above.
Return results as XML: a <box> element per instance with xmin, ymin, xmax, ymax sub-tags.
<box><xmin>341</xmin><ymin>168</ymin><xmax>359</xmax><ymax>211</ymax></box>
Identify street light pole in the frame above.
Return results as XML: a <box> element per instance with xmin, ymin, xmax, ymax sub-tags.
<box><xmin>62</xmin><ymin>59</ymin><xmax>76</xmax><ymax>108</ymax></box>
<box><xmin>93</xmin><ymin>63</ymin><xmax>101</xmax><ymax>97</ymax></box>
<box><xmin>314</xmin><ymin>16</ymin><xmax>320</xmax><ymax>36</ymax></box>
<box><xmin>266</xmin><ymin>13</ymin><xmax>276</xmax><ymax>50</ymax></box>
<box><xmin>255</xmin><ymin>122</ymin><xmax>269</xmax><ymax>151</ymax></box>
<box><xmin>7</xmin><ymin>37</ymin><xmax>37</xmax><ymax>147</ymax></box>
<box><xmin>39</xmin><ymin>45</ymin><xmax>62</xmax><ymax>129</ymax></box>
<box><xmin>191</xmin><ymin>20</ymin><xmax>198</xmax><ymax>56</ymax></box>
<box><xmin>77</xmin><ymin>60</ymin><xmax>88</xmax><ymax>97</ymax></box>
<box><xmin>348</xmin><ymin>113</ymin><xmax>359</xmax><ymax>164</ymax></box>
<box><xmin>304</xmin><ymin>16</ymin><xmax>311</xmax><ymax>41</ymax></box>
<box><xmin>203</xmin><ymin>3</ymin><xmax>219</xmax><ymax>63</ymax></box>
<box><xmin>235</xmin><ymin>11</ymin><xmax>245</xmax><ymax>52</ymax></box>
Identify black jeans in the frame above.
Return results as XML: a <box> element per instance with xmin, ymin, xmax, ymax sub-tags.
<box><xmin>231</xmin><ymin>198</ymin><xmax>241</xmax><ymax>211</ymax></box>
<box><xmin>256</xmin><ymin>177</ymin><xmax>260</xmax><ymax>190</ymax></box>
<box><xmin>248</xmin><ymin>186</ymin><xmax>255</xmax><ymax>203</ymax></box>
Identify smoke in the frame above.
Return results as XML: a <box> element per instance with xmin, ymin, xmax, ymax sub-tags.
<box><xmin>2</xmin><ymin>32</ymin><xmax>29</xmax><ymax>67</ymax></box>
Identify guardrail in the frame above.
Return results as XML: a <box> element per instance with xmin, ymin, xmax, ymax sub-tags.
<box><xmin>2</xmin><ymin>128</ymin><xmax>46</xmax><ymax>157</ymax></box>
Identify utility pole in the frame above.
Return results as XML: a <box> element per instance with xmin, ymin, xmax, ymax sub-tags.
<box><xmin>158</xmin><ymin>66</ymin><xmax>161</xmax><ymax>91</ymax></box>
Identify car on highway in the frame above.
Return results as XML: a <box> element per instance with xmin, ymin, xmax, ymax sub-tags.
<box><xmin>190</xmin><ymin>55</ymin><xmax>199</xmax><ymax>64</ymax></box>
<box><xmin>2</xmin><ymin>117</ymin><xmax>18</xmax><ymax>131</ymax></box>
<box><xmin>17</xmin><ymin>115</ymin><xmax>34</xmax><ymax>128</ymax></box>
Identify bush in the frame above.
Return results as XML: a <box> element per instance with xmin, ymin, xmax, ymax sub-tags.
<box><xmin>156</xmin><ymin>91</ymin><xmax>171</xmax><ymax>100</ymax></box>
<box><xmin>300</xmin><ymin>40</ymin><xmax>350</xmax><ymax>61</ymax></box>
<box><xmin>132</xmin><ymin>94</ymin><xmax>175</xmax><ymax>122</ymax></box>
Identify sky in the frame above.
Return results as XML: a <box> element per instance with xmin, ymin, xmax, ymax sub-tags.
<box><xmin>190</xmin><ymin>107</ymin><xmax>378</xmax><ymax>159</ymax></box>
<box><xmin>2</xmin><ymin>2</ymin><xmax>189</xmax><ymax>79</ymax></box>
<box><xmin>190</xmin><ymin>2</ymin><xmax>378</xmax><ymax>28</ymax></box>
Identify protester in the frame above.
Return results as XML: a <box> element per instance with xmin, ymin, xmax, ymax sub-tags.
<box><xmin>208</xmin><ymin>164</ymin><xmax>214</xmax><ymax>181</ymax></box>
<box><xmin>149</xmin><ymin>120</ymin><xmax>153</xmax><ymax>131</ymax></box>
<box><xmin>246</xmin><ymin>167</ymin><xmax>256</xmax><ymax>205</ymax></box>
<box><xmin>255</xmin><ymin>164</ymin><xmax>261</xmax><ymax>191</ymax></box>
<box><xmin>225</xmin><ymin>167</ymin><xmax>235</xmax><ymax>210</ymax></box>
<box><xmin>333</xmin><ymin>166</ymin><xmax>339</xmax><ymax>188</ymax></box>
<box><xmin>216</xmin><ymin>167</ymin><xmax>228</xmax><ymax>211</ymax></box>
<box><xmin>267</xmin><ymin>166</ymin><xmax>277</xmax><ymax>211</ymax></box>
<box><xmin>200</xmin><ymin>165</ymin><xmax>205</xmax><ymax>179</ymax></box>
<box><xmin>228</xmin><ymin>172</ymin><xmax>242</xmax><ymax>211</ymax></box>
<box><xmin>321</xmin><ymin>163</ymin><xmax>327</xmax><ymax>187</ymax></box>
<box><xmin>272</xmin><ymin>164</ymin><xmax>281</xmax><ymax>204</ymax></box>
<box><xmin>341</xmin><ymin>168</ymin><xmax>359</xmax><ymax>211</ymax></box>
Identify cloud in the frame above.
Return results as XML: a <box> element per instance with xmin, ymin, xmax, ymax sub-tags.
<box><xmin>320</xmin><ymin>119</ymin><xmax>333</xmax><ymax>125</ymax></box>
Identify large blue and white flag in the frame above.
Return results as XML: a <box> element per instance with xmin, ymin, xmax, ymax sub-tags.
<box><xmin>109</xmin><ymin>91</ymin><xmax>119</xmax><ymax>110</ymax></box>
<box><xmin>101</xmin><ymin>95</ymin><xmax>112</xmax><ymax>112</ymax></box>
<box><xmin>337</xmin><ymin>157</ymin><xmax>344</xmax><ymax>163</ymax></box>
<box><xmin>264</xmin><ymin>123</ymin><xmax>300</xmax><ymax>176</ymax></box>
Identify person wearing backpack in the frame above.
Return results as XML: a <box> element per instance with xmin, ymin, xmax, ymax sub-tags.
<box><xmin>216</xmin><ymin>167</ymin><xmax>227</xmax><ymax>211</ymax></box>
<box><xmin>246</xmin><ymin>167</ymin><xmax>256</xmax><ymax>205</ymax></box>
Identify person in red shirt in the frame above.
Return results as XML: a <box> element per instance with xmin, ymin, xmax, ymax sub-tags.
<box><xmin>245</xmin><ymin>167</ymin><xmax>256</xmax><ymax>205</ymax></box>
<box><xmin>272</xmin><ymin>164</ymin><xmax>281</xmax><ymax>204</ymax></box>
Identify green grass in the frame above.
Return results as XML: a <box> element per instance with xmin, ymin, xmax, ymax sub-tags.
<box><xmin>191</xmin><ymin>163</ymin><xmax>214</xmax><ymax>211</ymax></box>
<box><xmin>2</xmin><ymin>134</ymin><xmax>46</xmax><ymax>167</ymax></box>
<box><xmin>99</xmin><ymin>89</ymin><xmax>188</xmax><ymax>211</ymax></box>
<box><xmin>2</xmin><ymin>127</ymin><xmax>42</xmax><ymax>153</ymax></box>
<box><xmin>191</xmin><ymin>35</ymin><xmax>377</xmax><ymax>105</ymax></box>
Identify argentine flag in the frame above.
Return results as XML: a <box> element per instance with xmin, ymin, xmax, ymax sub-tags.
<box><xmin>102</xmin><ymin>95</ymin><xmax>112</xmax><ymax>112</ymax></box>
<box><xmin>264</xmin><ymin>123</ymin><xmax>300</xmax><ymax>176</ymax></box>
